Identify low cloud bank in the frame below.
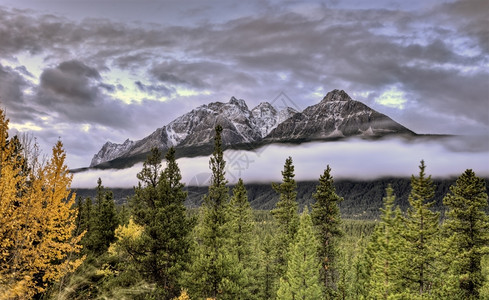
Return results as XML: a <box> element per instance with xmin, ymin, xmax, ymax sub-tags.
<box><xmin>72</xmin><ymin>137</ymin><xmax>489</xmax><ymax>188</ymax></box>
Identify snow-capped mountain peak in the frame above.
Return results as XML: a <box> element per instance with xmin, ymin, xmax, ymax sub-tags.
<box><xmin>90</xmin><ymin>139</ymin><xmax>134</xmax><ymax>167</ymax></box>
<box><xmin>321</xmin><ymin>89</ymin><xmax>352</xmax><ymax>102</ymax></box>
<box><xmin>89</xmin><ymin>89</ymin><xmax>416</xmax><ymax>168</ymax></box>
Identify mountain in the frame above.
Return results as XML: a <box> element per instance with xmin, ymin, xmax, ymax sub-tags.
<box><xmin>90</xmin><ymin>96</ymin><xmax>297</xmax><ymax>167</ymax></box>
<box><xmin>265</xmin><ymin>89</ymin><xmax>415</xmax><ymax>142</ymax></box>
<box><xmin>89</xmin><ymin>89</ymin><xmax>416</xmax><ymax>168</ymax></box>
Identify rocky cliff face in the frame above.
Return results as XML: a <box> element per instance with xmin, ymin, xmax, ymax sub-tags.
<box><xmin>90</xmin><ymin>96</ymin><xmax>297</xmax><ymax>167</ymax></box>
<box><xmin>90</xmin><ymin>139</ymin><xmax>134</xmax><ymax>167</ymax></box>
<box><xmin>251</xmin><ymin>102</ymin><xmax>298</xmax><ymax>138</ymax></box>
<box><xmin>265</xmin><ymin>89</ymin><xmax>415</xmax><ymax>141</ymax></box>
<box><xmin>90</xmin><ymin>89</ymin><xmax>416</xmax><ymax>168</ymax></box>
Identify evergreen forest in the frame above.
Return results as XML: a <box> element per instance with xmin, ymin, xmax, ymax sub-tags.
<box><xmin>1</xmin><ymin>109</ymin><xmax>489</xmax><ymax>299</ymax></box>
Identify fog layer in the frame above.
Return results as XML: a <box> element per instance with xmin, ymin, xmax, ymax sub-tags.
<box><xmin>72</xmin><ymin>138</ymin><xmax>489</xmax><ymax>188</ymax></box>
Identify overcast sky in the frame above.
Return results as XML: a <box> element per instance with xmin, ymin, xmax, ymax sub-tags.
<box><xmin>0</xmin><ymin>0</ymin><xmax>488</xmax><ymax>181</ymax></box>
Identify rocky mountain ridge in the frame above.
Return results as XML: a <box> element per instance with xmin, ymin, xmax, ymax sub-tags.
<box><xmin>90</xmin><ymin>96</ymin><xmax>298</xmax><ymax>167</ymax></box>
<box><xmin>90</xmin><ymin>89</ymin><xmax>416</xmax><ymax>168</ymax></box>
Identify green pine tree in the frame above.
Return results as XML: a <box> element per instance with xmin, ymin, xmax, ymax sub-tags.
<box><xmin>311</xmin><ymin>165</ymin><xmax>343</xmax><ymax>298</ymax></box>
<box><xmin>367</xmin><ymin>185</ymin><xmax>405</xmax><ymax>299</ymax></box>
<box><xmin>271</xmin><ymin>156</ymin><xmax>299</xmax><ymax>278</ymax></box>
<box><xmin>188</xmin><ymin>124</ymin><xmax>239</xmax><ymax>300</ymax></box>
<box><xmin>400</xmin><ymin>160</ymin><xmax>440</xmax><ymax>297</ymax></box>
<box><xmin>228</xmin><ymin>178</ymin><xmax>258</xmax><ymax>300</ymax></box>
<box><xmin>277</xmin><ymin>208</ymin><xmax>323</xmax><ymax>300</ymax></box>
<box><xmin>78</xmin><ymin>197</ymin><xmax>93</xmax><ymax>255</ymax></box>
<box><xmin>132</xmin><ymin>147</ymin><xmax>162</xmax><ymax>222</ymax></box>
<box><xmin>442</xmin><ymin>169</ymin><xmax>489</xmax><ymax>299</ymax></box>
<box><xmin>256</xmin><ymin>234</ymin><xmax>278</xmax><ymax>300</ymax></box>
<box><xmin>131</xmin><ymin>147</ymin><xmax>193</xmax><ymax>299</ymax></box>
<box><xmin>81</xmin><ymin>179</ymin><xmax>119</xmax><ymax>256</ymax></box>
<box><xmin>94</xmin><ymin>179</ymin><xmax>119</xmax><ymax>254</ymax></box>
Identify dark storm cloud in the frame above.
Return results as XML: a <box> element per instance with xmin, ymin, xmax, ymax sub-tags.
<box><xmin>149</xmin><ymin>60</ymin><xmax>258</xmax><ymax>90</ymax></box>
<box><xmin>0</xmin><ymin>64</ymin><xmax>27</xmax><ymax>104</ymax></box>
<box><xmin>0</xmin><ymin>64</ymin><xmax>39</xmax><ymax>122</ymax></box>
<box><xmin>134</xmin><ymin>81</ymin><xmax>176</xmax><ymax>97</ymax></box>
<box><xmin>437</xmin><ymin>0</ymin><xmax>489</xmax><ymax>53</ymax></box>
<box><xmin>0</xmin><ymin>0</ymin><xmax>487</xmax><ymax>168</ymax></box>
<box><xmin>32</xmin><ymin>60</ymin><xmax>143</xmax><ymax>135</ymax></box>
<box><xmin>113</xmin><ymin>52</ymin><xmax>155</xmax><ymax>71</ymax></box>
<box><xmin>39</xmin><ymin>60</ymin><xmax>101</xmax><ymax>104</ymax></box>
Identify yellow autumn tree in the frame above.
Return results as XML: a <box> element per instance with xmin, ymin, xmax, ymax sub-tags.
<box><xmin>0</xmin><ymin>108</ymin><xmax>84</xmax><ymax>299</ymax></box>
<box><xmin>172</xmin><ymin>289</ymin><xmax>191</xmax><ymax>300</ymax></box>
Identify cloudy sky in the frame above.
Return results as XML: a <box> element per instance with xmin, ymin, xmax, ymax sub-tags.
<box><xmin>0</xmin><ymin>0</ymin><xmax>488</xmax><ymax>185</ymax></box>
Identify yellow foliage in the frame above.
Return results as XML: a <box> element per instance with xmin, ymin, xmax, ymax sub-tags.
<box><xmin>0</xmin><ymin>108</ymin><xmax>84</xmax><ymax>299</ymax></box>
<box><xmin>108</xmin><ymin>218</ymin><xmax>144</xmax><ymax>256</ymax></box>
<box><xmin>173</xmin><ymin>289</ymin><xmax>191</xmax><ymax>300</ymax></box>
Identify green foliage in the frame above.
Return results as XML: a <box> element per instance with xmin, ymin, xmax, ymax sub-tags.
<box><xmin>366</xmin><ymin>185</ymin><xmax>405</xmax><ymax>299</ymax></box>
<box><xmin>228</xmin><ymin>178</ymin><xmax>259</xmax><ymax>300</ymax></box>
<box><xmin>228</xmin><ymin>178</ymin><xmax>254</xmax><ymax>263</ymax></box>
<box><xmin>188</xmin><ymin>125</ymin><xmax>239</xmax><ymax>300</ymax></box>
<box><xmin>311</xmin><ymin>165</ymin><xmax>343</xmax><ymax>298</ymax></box>
<box><xmin>95</xmin><ymin>179</ymin><xmax>120</xmax><ymax>255</ymax></box>
<box><xmin>77</xmin><ymin>179</ymin><xmax>119</xmax><ymax>257</ymax></box>
<box><xmin>400</xmin><ymin>160</ymin><xmax>440</xmax><ymax>296</ymax></box>
<box><xmin>131</xmin><ymin>147</ymin><xmax>193</xmax><ymax>299</ymax></box>
<box><xmin>18</xmin><ymin>136</ymin><xmax>487</xmax><ymax>300</ymax></box>
<box><xmin>271</xmin><ymin>156</ymin><xmax>299</xmax><ymax>281</ymax></box>
<box><xmin>255</xmin><ymin>234</ymin><xmax>278</xmax><ymax>300</ymax></box>
<box><xmin>442</xmin><ymin>169</ymin><xmax>489</xmax><ymax>299</ymax></box>
<box><xmin>277</xmin><ymin>208</ymin><xmax>323</xmax><ymax>300</ymax></box>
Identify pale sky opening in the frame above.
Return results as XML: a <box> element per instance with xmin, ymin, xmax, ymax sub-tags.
<box><xmin>375</xmin><ymin>87</ymin><xmax>407</xmax><ymax>110</ymax></box>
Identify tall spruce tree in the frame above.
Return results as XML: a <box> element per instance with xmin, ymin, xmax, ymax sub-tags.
<box><xmin>277</xmin><ymin>208</ymin><xmax>323</xmax><ymax>300</ymax></box>
<box><xmin>189</xmin><ymin>124</ymin><xmax>239</xmax><ymax>299</ymax></box>
<box><xmin>311</xmin><ymin>165</ymin><xmax>343</xmax><ymax>298</ymax></box>
<box><xmin>271</xmin><ymin>156</ymin><xmax>299</xmax><ymax>279</ymax></box>
<box><xmin>401</xmin><ymin>160</ymin><xmax>440</xmax><ymax>297</ymax></box>
<box><xmin>131</xmin><ymin>147</ymin><xmax>192</xmax><ymax>299</ymax></box>
<box><xmin>256</xmin><ymin>234</ymin><xmax>277</xmax><ymax>300</ymax></box>
<box><xmin>228</xmin><ymin>178</ymin><xmax>257</xmax><ymax>300</ymax></box>
<box><xmin>442</xmin><ymin>169</ymin><xmax>489</xmax><ymax>299</ymax></box>
<box><xmin>367</xmin><ymin>185</ymin><xmax>405</xmax><ymax>299</ymax></box>
<box><xmin>84</xmin><ymin>178</ymin><xmax>119</xmax><ymax>256</ymax></box>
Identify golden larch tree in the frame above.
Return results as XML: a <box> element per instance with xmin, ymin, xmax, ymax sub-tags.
<box><xmin>0</xmin><ymin>108</ymin><xmax>84</xmax><ymax>299</ymax></box>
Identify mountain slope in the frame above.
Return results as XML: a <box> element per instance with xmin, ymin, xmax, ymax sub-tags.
<box><xmin>265</xmin><ymin>89</ymin><xmax>415</xmax><ymax>142</ymax></box>
<box><xmin>89</xmin><ymin>89</ymin><xmax>416</xmax><ymax>168</ymax></box>
<box><xmin>90</xmin><ymin>96</ymin><xmax>297</xmax><ymax>167</ymax></box>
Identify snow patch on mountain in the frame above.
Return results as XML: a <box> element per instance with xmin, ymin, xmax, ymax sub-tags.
<box><xmin>89</xmin><ymin>89</ymin><xmax>416</xmax><ymax>168</ymax></box>
<box><xmin>251</xmin><ymin>102</ymin><xmax>298</xmax><ymax>138</ymax></box>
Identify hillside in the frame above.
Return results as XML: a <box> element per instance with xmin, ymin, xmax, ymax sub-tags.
<box><xmin>73</xmin><ymin>177</ymin><xmax>489</xmax><ymax>219</ymax></box>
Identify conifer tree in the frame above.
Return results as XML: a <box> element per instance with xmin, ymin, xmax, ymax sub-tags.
<box><xmin>311</xmin><ymin>165</ymin><xmax>343</xmax><ymax>297</ymax></box>
<box><xmin>84</xmin><ymin>178</ymin><xmax>119</xmax><ymax>255</ymax></box>
<box><xmin>367</xmin><ymin>185</ymin><xmax>405</xmax><ymax>299</ymax></box>
<box><xmin>78</xmin><ymin>197</ymin><xmax>93</xmax><ymax>251</ymax></box>
<box><xmin>131</xmin><ymin>147</ymin><xmax>192</xmax><ymax>299</ymax></box>
<box><xmin>228</xmin><ymin>178</ymin><xmax>253</xmax><ymax>263</ymax></box>
<box><xmin>277</xmin><ymin>208</ymin><xmax>322</xmax><ymax>300</ymax></box>
<box><xmin>256</xmin><ymin>234</ymin><xmax>277</xmax><ymax>300</ymax></box>
<box><xmin>189</xmin><ymin>124</ymin><xmax>239</xmax><ymax>299</ymax></box>
<box><xmin>442</xmin><ymin>169</ymin><xmax>489</xmax><ymax>299</ymax></box>
<box><xmin>400</xmin><ymin>160</ymin><xmax>440</xmax><ymax>296</ymax></box>
<box><xmin>228</xmin><ymin>178</ymin><xmax>257</xmax><ymax>300</ymax></box>
<box><xmin>271</xmin><ymin>156</ymin><xmax>299</xmax><ymax>278</ymax></box>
